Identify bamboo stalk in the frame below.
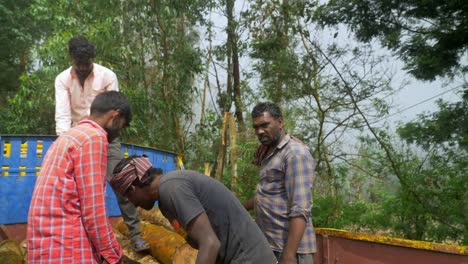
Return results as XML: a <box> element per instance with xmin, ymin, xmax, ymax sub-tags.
<box><xmin>228</xmin><ymin>114</ymin><xmax>238</xmax><ymax>193</ymax></box>
<box><xmin>215</xmin><ymin>112</ymin><xmax>229</xmax><ymax>181</ymax></box>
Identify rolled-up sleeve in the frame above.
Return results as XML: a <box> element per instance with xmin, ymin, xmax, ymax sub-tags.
<box><xmin>55</xmin><ymin>76</ymin><xmax>71</xmax><ymax>135</ymax></box>
<box><xmin>285</xmin><ymin>151</ymin><xmax>315</xmax><ymax>221</ymax></box>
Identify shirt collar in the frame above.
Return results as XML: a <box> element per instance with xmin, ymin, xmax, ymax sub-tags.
<box><xmin>77</xmin><ymin>119</ymin><xmax>107</xmax><ymax>136</ymax></box>
<box><xmin>276</xmin><ymin>134</ymin><xmax>291</xmax><ymax>150</ymax></box>
<box><xmin>70</xmin><ymin>63</ymin><xmax>96</xmax><ymax>80</ymax></box>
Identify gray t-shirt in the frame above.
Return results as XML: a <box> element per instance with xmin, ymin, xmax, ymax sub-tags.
<box><xmin>158</xmin><ymin>170</ymin><xmax>276</xmax><ymax>264</ymax></box>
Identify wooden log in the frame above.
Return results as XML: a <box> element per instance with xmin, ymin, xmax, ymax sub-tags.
<box><xmin>113</xmin><ymin>230</ymin><xmax>161</xmax><ymax>264</ymax></box>
<box><xmin>116</xmin><ymin>221</ymin><xmax>197</xmax><ymax>264</ymax></box>
<box><xmin>137</xmin><ymin>207</ymin><xmax>173</xmax><ymax>231</ymax></box>
<box><xmin>20</xmin><ymin>240</ymin><xmax>27</xmax><ymax>264</ymax></box>
<box><xmin>138</xmin><ymin>206</ymin><xmax>188</xmax><ymax>239</ymax></box>
<box><xmin>0</xmin><ymin>239</ymin><xmax>23</xmax><ymax>264</ymax></box>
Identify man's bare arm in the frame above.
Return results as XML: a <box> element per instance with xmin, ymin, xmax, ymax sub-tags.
<box><xmin>187</xmin><ymin>212</ymin><xmax>221</xmax><ymax>264</ymax></box>
<box><xmin>278</xmin><ymin>216</ymin><xmax>306</xmax><ymax>264</ymax></box>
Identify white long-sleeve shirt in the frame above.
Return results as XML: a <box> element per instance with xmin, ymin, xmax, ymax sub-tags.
<box><xmin>55</xmin><ymin>63</ymin><xmax>118</xmax><ymax>135</ymax></box>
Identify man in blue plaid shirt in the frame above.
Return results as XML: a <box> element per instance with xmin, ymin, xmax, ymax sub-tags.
<box><xmin>244</xmin><ymin>102</ymin><xmax>316</xmax><ymax>264</ymax></box>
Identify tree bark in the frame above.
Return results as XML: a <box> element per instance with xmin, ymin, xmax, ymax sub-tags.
<box><xmin>215</xmin><ymin>112</ymin><xmax>229</xmax><ymax>181</ymax></box>
<box><xmin>228</xmin><ymin>114</ymin><xmax>238</xmax><ymax>192</ymax></box>
<box><xmin>226</xmin><ymin>0</ymin><xmax>245</xmax><ymax>132</ymax></box>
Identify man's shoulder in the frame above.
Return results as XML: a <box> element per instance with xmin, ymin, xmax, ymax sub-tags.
<box><xmin>68</xmin><ymin>121</ymin><xmax>106</xmax><ymax>141</ymax></box>
<box><xmin>55</xmin><ymin>67</ymin><xmax>73</xmax><ymax>81</ymax></box>
<box><xmin>285</xmin><ymin>137</ymin><xmax>309</xmax><ymax>150</ymax></box>
<box><xmin>282</xmin><ymin>137</ymin><xmax>313</xmax><ymax>159</ymax></box>
<box><xmin>159</xmin><ymin>171</ymin><xmax>184</xmax><ymax>188</ymax></box>
<box><xmin>93</xmin><ymin>63</ymin><xmax>117</xmax><ymax>77</ymax></box>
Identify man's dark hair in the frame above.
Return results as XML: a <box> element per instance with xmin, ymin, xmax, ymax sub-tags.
<box><xmin>251</xmin><ymin>101</ymin><xmax>283</xmax><ymax>119</ymax></box>
<box><xmin>68</xmin><ymin>36</ymin><xmax>95</xmax><ymax>62</ymax></box>
<box><xmin>90</xmin><ymin>91</ymin><xmax>132</xmax><ymax>126</ymax></box>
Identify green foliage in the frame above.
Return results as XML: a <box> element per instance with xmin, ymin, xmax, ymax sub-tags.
<box><xmin>345</xmin><ymin>134</ymin><xmax>467</xmax><ymax>243</ymax></box>
<box><xmin>231</xmin><ymin>137</ymin><xmax>261</xmax><ymax>202</ymax></box>
<box><xmin>183</xmin><ymin>111</ymin><xmax>221</xmax><ymax>172</ymax></box>
<box><xmin>313</xmin><ymin>194</ymin><xmax>383</xmax><ymax>232</ymax></box>
<box><xmin>0</xmin><ymin>69</ymin><xmax>56</xmax><ymax>134</ymax></box>
<box><xmin>2</xmin><ymin>0</ymin><xmax>206</xmax><ymax>156</ymax></box>
<box><xmin>0</xmin><ymin>0</ymin><xmax>47</xmax><ymax>103</ymax></box>
<box><xmin>314</xmin><ymin>0</ymin><xmax>468</xmax><ymax>80</ymax></box>
<box><xmin>398</xmin><ymin>89</ymin><xmax>468</xmax><ymax>150</ymax></box>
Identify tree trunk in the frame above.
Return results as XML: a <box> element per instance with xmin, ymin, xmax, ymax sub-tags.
<box><xmin>226</xmin><ymin>0</ymin><xmax>245</xmax><ymax>132</ymax></box>
<box><xmin>228</xmin><ymin>114</ymin><xmax>238</xmax><ymax>192</ymax></box>
<box><xmin>215</xmin><ymin>112</ymin><xmax>229</xmax><ymax>181</ymax></box>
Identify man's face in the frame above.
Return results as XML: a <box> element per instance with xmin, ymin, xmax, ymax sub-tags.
<box><xmin>105</xmin><ymin>115</ymin><xmax>126</xmax><ymax>143</ymax></box>
<box><xmin>72</xmin><ymin>58</ymin><xmax>93</xmax><ymax>79</ymax></box>
<box><xmin>252</xmin><ymin>112</ymin><xmax>283</xmax><ymax>147</ymax></box>
<box><xmin>126</xmin><ymin>186</ymin><xmax>155</xmax><ymax>210</ymax></box>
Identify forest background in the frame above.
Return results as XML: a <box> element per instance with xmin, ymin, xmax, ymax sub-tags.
<box><xmin>0</xmin><ymin>0</ymin><xmax>466</xmax><ymax>245</ymax></box>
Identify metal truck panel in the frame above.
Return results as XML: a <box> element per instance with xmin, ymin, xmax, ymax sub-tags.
<box><xmin>0</xmin><ymin>135</ymin><xmax>177</xmax><ymax>225</ymax></box>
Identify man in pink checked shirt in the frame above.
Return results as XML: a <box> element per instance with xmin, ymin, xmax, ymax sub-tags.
<box><xmin>28</xmin><ymin>91</ymin><xmax>131</xmax><ymax>263</ymax></box>
<box><xmin>54</xmin><ymin>36</ymin><xmax>149</xmax><ymax>252</ymax></box>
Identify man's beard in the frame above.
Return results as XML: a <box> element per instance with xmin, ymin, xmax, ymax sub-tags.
<box><xmin>259</xmin><ymin>130</ymin><xmax>281</xmax><ymax>147</ymax></box>
<box><xmin>105</xmin><ymin>118</ymin><xmax>121</xmax><ymax>143</ymax></box>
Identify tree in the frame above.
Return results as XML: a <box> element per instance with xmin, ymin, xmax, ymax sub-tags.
<box><xmin>245</xmin><ymin>0</ymin><xmax>395</xmax><ymax>195</ymax></box>
<box><xmin>351</xmin><ymin>134</ymin><xmax>466</xmax><ymax>243</ymax></box>
<box><xmin>314</xmin><ymin>0</ymin><xmax>468</xmax><ymax>81</ymax></box>
<box><xmin>0</xmin><ymin>0</ymin><xmax>208</xmax><ymax>156</ymax></box>
<box><xmin>0</xmin><ymin>0</ymin><xmax>48</xmax><ymax>105</ymax></box>
<box><xmin>398</xmin><ymin>89</ymin><xmax>468</xmax><ymax>150</ymax></box>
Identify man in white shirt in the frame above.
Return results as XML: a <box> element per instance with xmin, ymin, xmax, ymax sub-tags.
<box><xmin>54</xmin><ymin>36</ymin><xmax>150</xmax><ymax>252</ymax></box>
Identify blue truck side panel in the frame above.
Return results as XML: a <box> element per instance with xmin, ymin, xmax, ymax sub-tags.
<box><xmin>0</xmin><ymin>135</ymin><xmax>177</xmax><ymax>224</ymax></box>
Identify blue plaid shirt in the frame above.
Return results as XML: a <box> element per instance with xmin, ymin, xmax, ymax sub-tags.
<box><xmin>254</xmin><ymin>134</ymin><xmax>316</xmax><ymax>254</ymax></box>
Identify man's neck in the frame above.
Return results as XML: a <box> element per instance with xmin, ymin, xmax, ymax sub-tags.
<box><xmin>78</xmin><ymin>75</ymin><xmax>87</xmax><ymax>87</ymax></box>
<box><xmin>151</xmin><ymin>175</ymin><xmax>162</xmax><ymax>201</ymax></box>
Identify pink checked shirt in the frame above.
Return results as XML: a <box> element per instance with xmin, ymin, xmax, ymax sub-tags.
<box><xmin>27</xmin><ymin>120</ymin><xmax>123</xmax><ymax>263</ymax></box>
<box><xmin>55</xmin><ymin>63</ymin><xmax>118</xmax><ymax>135</ymax></box>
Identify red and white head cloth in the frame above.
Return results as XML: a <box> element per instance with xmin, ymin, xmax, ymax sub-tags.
<box><xmin>111</xmin><ymin>156</ymin><xmax>153</xmax><ymax>196</ymax></box>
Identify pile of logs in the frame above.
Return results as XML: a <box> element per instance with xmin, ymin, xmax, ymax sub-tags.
<box><xmin>116</xmin><ymin>206</ymin><xmax>196</xmax><ymax>264</ymax></box>
<box><xmin>0</xmin><ymin>239</ymin><xmax>26</xmax><ymax>264</ymax></box>
<box><xmin>0</xmin><ymin>206</ymin><xmax>197</xmax><ymax>264</ymax></box>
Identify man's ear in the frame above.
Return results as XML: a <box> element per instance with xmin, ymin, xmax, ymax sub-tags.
<box><xmin>111</xmin><ymin>109</ymin><xmax>121</xmax><ymax>118</ymax></box>
<box><xmin>277</xmin><ymin>117</ymin><xmax>284</xmax><ymax>128</ymax></box>
<box><xmin>105</xmin><ymin>109</ymin><xmax>121</xmax><ymax>123</ymax></box>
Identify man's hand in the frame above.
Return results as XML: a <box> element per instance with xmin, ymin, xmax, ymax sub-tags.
<box><xmin>243</xmin><ymin>197</ymin><xmax>255</xmax><ymax>211</ymax></box>
<box><xmin>278</xmin><ymin>256</ymin><xmax>295</xmax><ymax>264</ymax></box>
